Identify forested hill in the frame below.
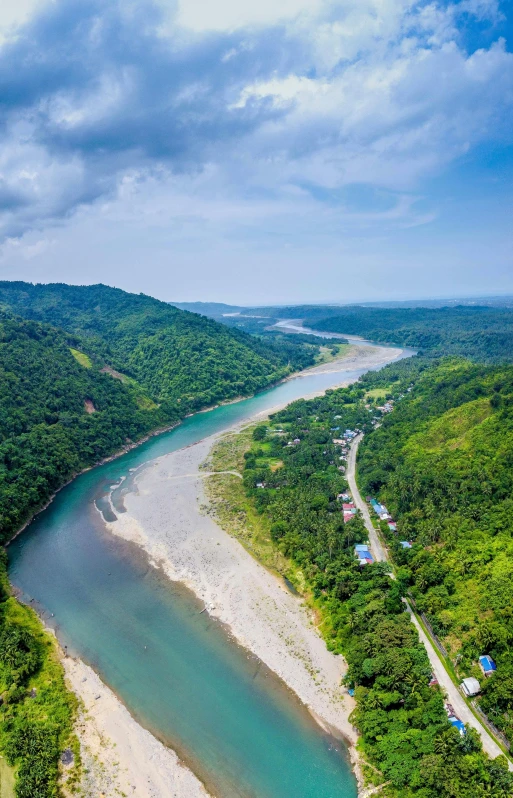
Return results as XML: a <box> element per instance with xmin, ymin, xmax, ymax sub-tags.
<box><xmin>0</xmin><ymin>282</ymin><xmax>319</xmax><ymax>543</ymax></box>
<box><xmin>358</xmin><ymin>359</ymin><xmax>513</xmax><ymax>746</ymax></box>
<box><xmin>0</xmin><ymin>315</ymin><xmax>172</xmax><ymax>543</ymax></box>
<box><xmin>310</xmin><ymin>306</ymin><xmax>513</xmax><ymax>362</ymax></box>
<box><xmin>0</xmin><ymin>282</ymin><xmax>314</xmax><ymax>411</ymax></box>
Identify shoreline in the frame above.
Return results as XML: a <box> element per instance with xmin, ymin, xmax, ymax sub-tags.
<box><xmin>106</xmin><ymin>433</ymin><xmax>361</xmax><ymax>784</ymax></box>
<box><xmin>101</xmin><ymin>344</ymin><xmax>404</xmax><ymax>795</ymax></box>
<box><xmin>63</xmin><ymin>656</ymin><xmax>212</xmax><ymax>798</ymax></box>
<box><xmin>4</xmin><ymin>345</ymin><xmax>366</xmax><ymax>549</ymax></box>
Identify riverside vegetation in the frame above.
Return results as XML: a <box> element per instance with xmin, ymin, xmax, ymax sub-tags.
<box><xmin>188</xmin><ymin>300</ymin><xmax>513</xmax><ymax>364</ymax></box>
<box><xmin>311</xmin><ymin>305</ymin><xmax>513</xmax><ymax>363</ymax></box>
<box><xmin>210</xmin><ymin>356</ymin><xmax>513</xmax><ymax>797</ymax></box>
<box><xmin>0</xmin><ymin>283</ymin><xmax>320</xmax><ymax>797</ymax></box>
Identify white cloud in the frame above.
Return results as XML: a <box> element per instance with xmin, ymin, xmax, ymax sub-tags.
<box><xmin>0</xmin><ymin>0</ymin><xmax>511</xmax><ymax>249</ymax></box>
<box><xmin>0</xmin><ymin>0</ymin><xmax>51</xmax><ymax>43</ymax></box>
<box><xmin>173</xmin><ymin>0</ymin><xmax>324</xmax><ymax>32</ymax></box>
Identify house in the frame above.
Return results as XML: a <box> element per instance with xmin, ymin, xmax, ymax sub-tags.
<box><xmin>479</xmin><ymin>655</ymin><xmax>497</xmax><ymax>677</ymax></box>
<box><xmin>343</xmin><ymin>503</ymin><xmax>356</xmax><ymax>511</ymax></box>
<box><xmin>461</xmin><ymin>677</ymin><xmax>481</xmax><ymax>697</ymax></box>
<box><xmin>354</xmin><ymin>544</ymin><xmax>374</xmax><ymax>564</ymax></box>
<box><xmin>388</xmin><ymin>522</ymin><xmax>397</xmax><ymax>532</ymax></box>
<box><xmin>399</xmin><ymin>541</ymin><xmax>412</xmax><ymax>549</ymax></box>
<box><xmin>293</xmin><ymin>438</ymin><xmax>300</xmax><ymax>444</ymax></box>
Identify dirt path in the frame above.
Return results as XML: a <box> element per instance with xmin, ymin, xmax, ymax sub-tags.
<box><xmin>347</xmin><ymin>435</ymin><xmax>512</xmax><ymax>768</ymax></box>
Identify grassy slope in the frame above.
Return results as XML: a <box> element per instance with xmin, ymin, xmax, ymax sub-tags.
<box><xmin>0</xmin><ymin>551</ymin><xmax>78</xmax><ymax>798</ymax></box>
<box><xmin>203</xmin><ymin>428</ymin><xmax>292</xmax><ymax>575</ymax></box>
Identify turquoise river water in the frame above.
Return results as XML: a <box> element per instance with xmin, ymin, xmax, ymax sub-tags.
<box><xmin>9</xmin><ymin>342</ymin><xmax>410</xmax><ymax>798</ymax></box>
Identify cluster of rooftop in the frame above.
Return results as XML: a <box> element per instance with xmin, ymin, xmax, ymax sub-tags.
<box><xmin>332</xmin><ymin>429</ymin><xmax>358</xmax><ymax>475</ymax></box>
<box><xmin>367</xmin><ymin>497</ymin><xmax>411</xmax><ymax>547</ymax></box>
<box><xmin>354</xmin><ymin>543</ymin><xmax>374</xmax><ymax>566</ymax></box>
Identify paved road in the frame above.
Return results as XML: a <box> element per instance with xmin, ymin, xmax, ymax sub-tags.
<box><xmin>346</xmin><ymin>434</ymin><xmax>512</xmax><ymax>768</ymax></box>
<box><xmin>346</xmin><ymin>434</ymin><xmax>387</xmax><ymax>563</ymax></box>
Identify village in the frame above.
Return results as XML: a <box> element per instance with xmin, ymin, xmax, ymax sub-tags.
<box><xmin>335</xmin><ymin>408</ymin><xmax>502</xmax><ymax>747</ymax></box>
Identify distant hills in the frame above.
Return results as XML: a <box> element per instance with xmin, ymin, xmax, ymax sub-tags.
<box><xmin>175</xmin><ymin>299</ymin><xmax>513</xmax><ymax>362</ymax></box>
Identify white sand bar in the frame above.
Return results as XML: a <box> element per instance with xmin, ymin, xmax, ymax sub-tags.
<box><xmin>65</xmin><ymin>658</ymin><xmax>210</xmax><ymax>798</ymax></box>
<box><xmin>110</xmin><ymin>435</ymin><xmax>359</xmax><ymax>742</ymax></box>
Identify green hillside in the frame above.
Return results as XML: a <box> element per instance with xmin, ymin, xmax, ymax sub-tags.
<box><xmin>0</xmin><ymin>315</ymin><xmax>172</xmax><ymax>543</ymax></box>
<box><xmin>209</xmin><ymin>357</ymin><xmax>513</xmax><ymax>797</ymax></box>
<box><xmin>358</xmin><ymin>360</ymin><xmax>513</xmax><ymax>744</ymax></box>
<box><xmin>0</xmin><ymin>282</ymin><xmax>315</xmax><ymax>411</ymax></box>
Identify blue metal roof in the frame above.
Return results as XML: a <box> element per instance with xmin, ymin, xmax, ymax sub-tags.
<box><xmin>479</xmin><ymin>655</ymin><xmax>497</xmax><ymax>672</ymax></box>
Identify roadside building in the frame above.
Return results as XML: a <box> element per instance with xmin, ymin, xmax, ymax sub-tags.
<box><xmin>354</xmin><ymin>544</ymin><xmax>374</xmax><ymax>564</ymax></box>
<box><xmin>461</xmin><ymin>677</ymin><xmax>481</xmax><ymax>697</ymax></box>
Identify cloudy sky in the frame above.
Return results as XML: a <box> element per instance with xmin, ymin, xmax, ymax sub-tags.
<box><xmin>0</xmin><ymin>0</ymin><xmax>511</xmax><ymax>304</ymax></box>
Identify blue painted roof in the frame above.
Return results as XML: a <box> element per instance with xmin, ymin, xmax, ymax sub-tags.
<box><xmin>449</xmin><ymin>717</ymin><xmax>466</xmax><ymax>734</ymax></box>
<box><xmin>400</xmin><ymin>541</ymin><xmax>412</xmax><ymax>549</ymax></box>
<box><xmin>479</xmin><ymin>655</ymin><xmax>497</xmax><ymax>672</ymax></box>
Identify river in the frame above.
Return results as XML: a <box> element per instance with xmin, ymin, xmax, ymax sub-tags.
<box><xmin>8</xmin><ymin>338</ymin><xmax>411</xmax><ymax>798</ymax></box>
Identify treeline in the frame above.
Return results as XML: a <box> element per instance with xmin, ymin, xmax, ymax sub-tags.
<box><xmin>0</xmin><ymin>282</ymin><xmax>317</xmax><ymax>408</ymax></box>
<box><xmin>312</xmin><ymin>306</ymin><xmax>513</xmax><ymax>362</ymax></box>
<box><xmin>236</xmin><ymin>360</ymin><xmax>513</xmax><ymax>796</ymax></box>
<box><xmin>358</xmin><ymin>359</ymin><xmax>513</xmax><ymax>746</ymax></box>
<box><xmin>0</xmin><ymin>550</ymin><xmax>77</xmax><ymax>796</ymax></box>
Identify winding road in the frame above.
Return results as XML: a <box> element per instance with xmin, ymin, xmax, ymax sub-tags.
<box><xmin>346</xmin><ymin>434</ymin><xmax>512</xmax><ymax>768</ymax></box>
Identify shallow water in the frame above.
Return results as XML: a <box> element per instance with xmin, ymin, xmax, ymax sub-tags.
<box><xmin>9</xmin><ymin>345</ymin><xmax>411</xmax><ymax>798</ymax></box>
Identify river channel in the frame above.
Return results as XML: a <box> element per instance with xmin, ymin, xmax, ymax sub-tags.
<box><xmin>9</xmin><ymin>338</ymin><xmax>410</xmax><ymax>798</ymax></box>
